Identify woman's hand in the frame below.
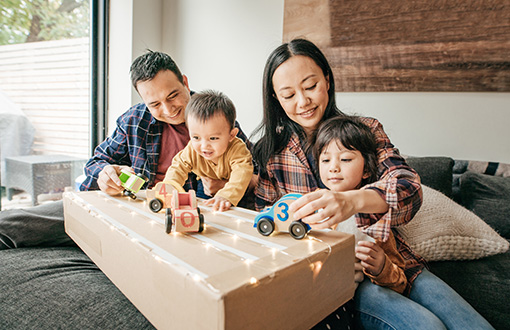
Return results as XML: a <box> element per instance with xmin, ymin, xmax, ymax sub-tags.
<box><xmin>289</xmin><ymin>188</ymin><xmax>389</xmax><ymax>229</ymax></box>
<box><xmin>355</xmin><ymin>240</ymin><xmax>385</xmax><ymax>277</ymax></box>
<box><xmin>97</xmin><ymin>165</ymin><xmax>133</xmax><ymax>195</ymax></box>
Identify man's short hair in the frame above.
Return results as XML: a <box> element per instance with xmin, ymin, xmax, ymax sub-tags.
<box><xmin>129</xmin><ymin>50</ymin><xmax>183</xmax><ymax>90</ymax></box>
<box><xmin>185</xmin><ymin>90</ymin><xmax>236</xmax><ymax>129</ymax></box>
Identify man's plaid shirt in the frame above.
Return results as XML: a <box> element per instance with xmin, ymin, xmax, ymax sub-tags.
<box><xmin>255</xmin><ymin>116</ymin><xmax>426</xmax><ymax>293</ymax></box>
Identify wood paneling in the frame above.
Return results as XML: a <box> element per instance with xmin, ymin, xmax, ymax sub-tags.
<box><xmin>284</xmin><ymin>0</ymin><xmax>510</xmax><ymax>92</ymax></box>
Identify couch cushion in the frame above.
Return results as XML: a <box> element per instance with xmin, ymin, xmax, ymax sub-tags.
<box><xmin>405</xmin><ymin>156</ymin><xmax>454</xmax><ymax>197</ymax></box>
<box><xmin>0</xmin><ymin>247</ymin><xmax>155</xmax><ymax>330</ymax></box>
<box><xmin>396</xmin><ymin>185</ymin><xmax>509</xmax><ymax>261</ymax></box>
<box><xmin>460</xmin><ymin>172</ymin><xmax>510</xmax><ymax>239</ymax></box>
<box><xmin>430</xmin><ymin>249</ymin><xmax>510</xmax><ymax>330</ymax></box>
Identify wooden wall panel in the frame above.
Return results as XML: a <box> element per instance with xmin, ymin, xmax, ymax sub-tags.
<box><xmin>283</xmin><ymin>0</ymin><xmax>510</xmax><ymax>92</ymax></box>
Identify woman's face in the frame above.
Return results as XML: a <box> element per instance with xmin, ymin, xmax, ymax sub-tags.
<box><xmin>272</xmin><ymin>55</ymin><xmax>330</xmax><ymax>136</ymax></box>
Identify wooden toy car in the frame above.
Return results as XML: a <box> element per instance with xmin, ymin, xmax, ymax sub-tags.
<box><xmin>253</xmin><ymin>193</ymin><xmax>311</xmax><ymax>240</ymax></box>
<box><xmin>146</xmin><ymin>182</ymin><xmax>204</xmax><ymax>233</ymax></box>
<box><xmin>164</xmin><ymin>190</ymin><xmax>204</xmax><ymax>233</ymax></box>
<box><xmin>118</xmin><ymin>169</ymin><xmax>148</xmax><ymax>200</ymax></box>
<box><xmin>146</xmin><ymin>182</ymin><xmax>175</xmax><ymax>212</ymax></box>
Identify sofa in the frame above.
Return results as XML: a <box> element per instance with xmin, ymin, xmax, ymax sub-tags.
<box><xmin>404</xmin><ymin>156</ymin><xmax>510</xmax><ymax>330</ymax></box>
<box><xmin>0</xmin><ymin>156</ymin><xmax>508</xmax><ymax>329</ymax></box>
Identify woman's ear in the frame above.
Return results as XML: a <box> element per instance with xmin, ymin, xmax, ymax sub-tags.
<box><xmin>326</xmin><ymin>74</ymin><xmax>330</xmax><ymax>91</ymax></box>
<box><xmin>229</xmin><ymin>127</ymin><xmax>239</xmax><ymax>141</ymax></box>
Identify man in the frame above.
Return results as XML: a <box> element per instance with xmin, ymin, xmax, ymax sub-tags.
<box><xmin>81</xmin><ymin>50</ymin><xmax>250</xmax><ymax>197</ymax></box>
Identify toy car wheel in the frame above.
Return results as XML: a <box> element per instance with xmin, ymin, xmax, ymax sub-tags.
<box><xmin>165</xmin><ymin>208</ymin><xmax>173</xmax><ymax>233</ymax></box>
<box><xmin>289</xmin><ymin>221</ymin><xmax>308</xmax><ymax>240</ymax></box>
<box><xmin>257</xmin><ymin>218</ymin><xmax>274</xmax><ymax>236</ymax></box>
<box><xmin>123</xmin><ymin>189</ymin><xmax>136</xmax><ymax>199</ymax></box>
<box><xmin>149</xmin><ymin>198</ymin><xmax>163</xmax><ymax>213</ymax></box>
<box><xmin>198</xmin><ymin>214</ymin><xmax>205</xmax><ymax>233</ymax></box>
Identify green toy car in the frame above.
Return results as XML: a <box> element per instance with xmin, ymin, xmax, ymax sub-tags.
<box><xmin>118</xmin><ymin>169</ymin><xmax>148</xmax><ymax>200</ymax></box>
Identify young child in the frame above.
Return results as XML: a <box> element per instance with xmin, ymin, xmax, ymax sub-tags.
<box><xmin>163</xmin><ymin>90</ymin><xmax>253</xmax><ymax>212</ymax></box>
<box><xmin>313</xmin><ymin>115</ymin><xmax>407</xmax><ymax>294</ymax></box>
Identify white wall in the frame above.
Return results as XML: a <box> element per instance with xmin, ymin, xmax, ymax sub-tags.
<box><xmin>110</xmin><ymin>0</ymin><xmax>510</xmax><ymax>163</ymax></box>
<box><xmin>161</xmin><ymin>0</ymin><xmax>284</xmax><ymax>140</ymax></box>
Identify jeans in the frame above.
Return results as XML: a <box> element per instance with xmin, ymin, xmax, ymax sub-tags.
<box><xmin>354</xmin><ymin>269</ymin><xmax>494</xmax><ymax>330</ymax></box>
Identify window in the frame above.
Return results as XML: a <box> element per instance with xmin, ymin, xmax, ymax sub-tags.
<box><xmin>0</xmin><ymin>0</ymin><xmax>106</xmax><ymax>209</ymax></box>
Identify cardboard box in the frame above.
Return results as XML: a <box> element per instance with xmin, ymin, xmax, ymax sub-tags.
<box><xmin>63</xmin><ymin>191</ymin><xmax>355</xmax><ymax>330</ymax></box>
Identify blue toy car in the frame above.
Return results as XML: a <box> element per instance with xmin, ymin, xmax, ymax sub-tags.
<box><xmin>253</xmin><ymin>193</ymin><xmax>311</xmax><ymax>240</ymax></box>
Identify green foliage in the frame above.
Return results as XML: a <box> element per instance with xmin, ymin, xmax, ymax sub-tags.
<box><xmin>0</xmin><ymin>0</ymin><xmax>89</xmax><ymax>45</ymax></box>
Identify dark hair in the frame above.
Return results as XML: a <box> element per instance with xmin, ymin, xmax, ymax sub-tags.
<box><xmin>312</xmin><ymin>116</ymin><xmax>378</xmax><ymax>187</ymax></box>
<box><xmin>129</xmin><ymin>50</ymin><xmax>184</xmax><ymax>91</ymax></box>
<box><xmin>252</xmin><ymin>38</ymin><xmax>343</xmax><ymax>171</ymax></box>
<box><xmin>185</xmin><ymin>90</ymin><xmax>236</xmax><ymax>129</ymax></box>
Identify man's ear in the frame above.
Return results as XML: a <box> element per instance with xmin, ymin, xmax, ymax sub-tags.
<box><xmin>182</xmin><ymin>74</ymin><xmax>190</xmax><ymax>90</ymax></box>
<box><xmin>229</xmin><ymin>127</ymin><xmax>239</xmax><ymax>141</ymax></box>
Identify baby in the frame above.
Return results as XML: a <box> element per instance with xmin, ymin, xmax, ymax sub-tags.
<box><xmin>163</xmin><ymin>90</ymin><xmax>253</xmax><ymax>212</ymax></box>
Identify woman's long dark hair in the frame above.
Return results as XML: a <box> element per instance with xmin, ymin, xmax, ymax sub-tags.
<box><xmin>252</xmin><ymin>39</ymin><xmax>344</xmax><ymax>172</ymax></box>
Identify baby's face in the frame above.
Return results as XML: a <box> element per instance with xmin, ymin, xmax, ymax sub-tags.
<box><xmin>187</xmin><ymin>113</ymin><xmax>237</xmax><ymax>164</ymax></box>
<box><xmin>319</xmin><ymin>140</ymin><xmax>368</xmax><ymax>192</ymax></box>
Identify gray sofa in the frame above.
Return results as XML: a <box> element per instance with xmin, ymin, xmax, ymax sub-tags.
<box><xmin>406</xmin><ymin>156</ymin><xmax>510</xmax><ymax>330</ymax></box>
<box><xmin>0</xmin><ymin>156</ymin><xmax>508</xmax><ymax>329</ymax></box>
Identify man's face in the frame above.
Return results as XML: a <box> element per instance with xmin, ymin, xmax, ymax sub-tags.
<box><xmin>136</xmin><ymin>69</ymin><xmax>191</xmax><ymax>125</ymax></box>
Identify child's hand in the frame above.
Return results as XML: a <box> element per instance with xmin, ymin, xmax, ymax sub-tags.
<box><xmin>355</xmin><ymin>240</ymin><xmax>385</xmax><ymax>277</ymax></box>
<box><xmin>204</xmin><ymin>196</ymin><xmax>232</xmax><ymax>212</ymax></box>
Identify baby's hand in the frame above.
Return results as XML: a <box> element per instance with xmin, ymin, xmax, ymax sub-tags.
<box><xmin>355</xmin><ymin>240</ymin><xmax>385</xmax><ymax>277</ymax></box>
<box><xmin>204</xmin><ymin>196</ymin><xmax>232</xmax><ymax>212</ymax></box>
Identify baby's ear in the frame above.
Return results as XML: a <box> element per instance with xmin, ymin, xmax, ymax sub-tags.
<box><xmin>229</xmin><ymin>127</ymin><xmax>239</xmax><ymax>141</ymax></box>
<box><xmin>362</xmin><ymin>170</ymin><xmax>371</xmax><ymax>179</ymax></box>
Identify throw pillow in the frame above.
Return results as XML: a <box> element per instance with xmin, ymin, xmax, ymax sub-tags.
<box><xmin>396</xmin><ymin>185</ymin><xmax>509</xmax><ymax>261</ymax></box>
<box><xmin>405</xmin><ymin>156</ymin><xmax>454</xmax><ymax>197</ymax></box>
<box><xmin>460</xmin><ymin>172</ymin><xmax>510</xmax><ymax>239</ymax></box>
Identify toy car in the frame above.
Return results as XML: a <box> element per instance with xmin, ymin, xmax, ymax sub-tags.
<box><xmin>146</xmin><ymin>182</ymin><xmax>175</xmax><ymax>212</ymax></box>
<box><xmin>253</xmin><ymin>193</ymin><xmax>311</xmax><ymax>240</ymax></box>
<box><xmin>164</xmin><ymin>189</ymin><xmax>204</xmax><ymax>233</ymax></box>
<box><xmin>118</xmin><ymin>169</ymin><xmax>148</xmax><ymax>200</ymax></box>
<box><xmin>146</xmin><ymin>182</ymin><xmax>204</xmax><ymax>233</ymax></box>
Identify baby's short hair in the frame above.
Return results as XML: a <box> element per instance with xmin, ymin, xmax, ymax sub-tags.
<box><xmin>185</xmin><ymin>90</ymin><xmax>236</xmax><ymax>129</ymax></box>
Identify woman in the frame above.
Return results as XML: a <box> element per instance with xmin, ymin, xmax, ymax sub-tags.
<box><xmin>252</xmin><ymin>39</ymin><xmax>493</xmax><ymax>329</ymax></box>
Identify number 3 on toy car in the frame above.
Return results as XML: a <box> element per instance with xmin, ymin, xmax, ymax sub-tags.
<box><xmin>275</xmin><ymin>202</ymin><xmax>289</xmax><ymax>222</ymax></box>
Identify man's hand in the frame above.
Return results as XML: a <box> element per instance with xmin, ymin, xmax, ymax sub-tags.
<box><xmin>200</xmin><ymin>177</ymin><xmax>227</xmax><ymax>197</ymax></box>
<box><xmin>97</xmin><ymin>165</ymin><xmax>134</xmax><ymax>195</ymax></box>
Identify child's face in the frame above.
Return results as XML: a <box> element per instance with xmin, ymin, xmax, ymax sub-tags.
<box><xmin>187</xmin><ymin>112</ymin><xmax>238</xmax><ymax>164</ymax></box>
<box><xmin>318</xmin><ymin>140</ymin><xmax>368</xmax><ymax>192</ymax></box>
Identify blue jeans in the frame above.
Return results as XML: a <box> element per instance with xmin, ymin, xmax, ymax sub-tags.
<box><xmin>354</xmin><ymin>269</ymin><xmax>494</xmax><ymax>330</ymax></box>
